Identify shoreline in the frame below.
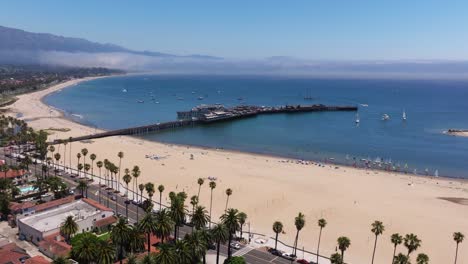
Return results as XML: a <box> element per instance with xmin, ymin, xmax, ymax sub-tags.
<box><xmin>4</xmin><ymin>75</ymin><xmax>468</xmax><ymax>264</ymax></box>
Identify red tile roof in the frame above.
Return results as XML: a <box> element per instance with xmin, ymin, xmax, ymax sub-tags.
<box><xmin>24</xmin><ymin>256</ymin><xmax>50</xmax><ymax>264</ymax></box>
<box><xmin>95</xmin><ymin>215</ymin><xmax>117</xmax><ymax>228</ymax></box>
<box><xmin>83</xmin><ymin>198</ymin><xmax>113</xmax><ymax>212</ymax></box>
<box><xmin>9</xmin><ymin>201</ymin><xmax>35</xmax><ymax>213</ymax></box>
<box><xmin>38</xmin><ymin>233</ymin><xmax>71</xmax><ymax>258</ymax></box>
<box><xmin>2</xmin><ymin>169</ymin><xmax>27</xmax><ymax>179</ymax></box>
<box><xmin>0</xmin><ymin>242</ymin><xmax>30</xmax><ymax>264</ymax></box>
<box><xmin>33</xmin><ymin>196</ymin><xmax>75</xmax><ymax>213</ymax></box>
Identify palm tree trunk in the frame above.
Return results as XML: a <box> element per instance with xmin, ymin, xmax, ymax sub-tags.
<box><xmin>216</xmin><ymin>241</ymin><xmax>221</xmax><ymax>264</ymax></box>
<box><xmin>240</xmin><ymin>224</ymin><xmax>243</xmax><ymax>240</ymax></box>
<box><xmin>275</xmin><ymin>233</ymin><xmax>278</xmax><ymax>250</ymax></box>
<box><xmin>293</xmin><ymin>231</ymin><xmax>299</xmax><ymax>255</ymax></box>
<box><xmin>159</xmin><ymin>192</ymin><xmax>162</xmax><ymax>210</ymax></box>
<box><xmin>209</xmin><ymin>189</ymin><xmax>213</xmax><ymax>228</ymax></box>
<box><xmin>392</xmin><ymin>245</ymin><xmax>397</xmax><ymax>264</ymax></box>
<box><xmin>147</xmin><ymin>233</ymin><xmax>151</xmax><ymax>255</ymax></box>
<box><xmin>371</xmin><ymin>235</ymin><xmax>378</xmax><ymax>264</ymax></box>
<box><xmin>455</xmin><ymin>243</ymin><xmax>459</xmax><ymax>264</ymax></box>
<box><xmin>341</xmin><ymin>250</ymin><xmax>345</xmax><ymax>263</ymax></box>
<box><xmin>119</xmin><ymin>244</ymin><xmax>123</xmax><ymax>264</ymax></box>
<box><xmin>225</xmin><ymin>196</ymin><xmax>229</xmax><ymax>212</ymax></box>
<box><xmin>317</xmin><ymin>228</ymin><xmax>322</xmax><ymax>264</ymax></box>
<box><xmin>227</xmin><ymin>232</ymin><xmax>232</xmax><ymax>259</ymax></box>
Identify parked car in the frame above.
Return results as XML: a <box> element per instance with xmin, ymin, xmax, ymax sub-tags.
<box><xmin>230</xmin><ymin>242</ymin><xmax>241</xmax><ymax>249</ymax></box>
<box><xmin>296</xmin><ymin>259</ymin><xmax>310</xmax><ymax>264</ymax></box>
<box><xmin>281</xmin><ymin>253</ymin><xmax>297</xmax><ymax>261</ymax></box>
<box><xmin>267</xmin><ymin>248</ymin><xmax>282</xmax><ymax>256</ymax></box>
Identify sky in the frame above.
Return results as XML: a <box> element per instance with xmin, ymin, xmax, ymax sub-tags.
<box><xmin>1</xmin><ymin>0</ymin><xmax>468</xmax><ymax>60</ymax></box>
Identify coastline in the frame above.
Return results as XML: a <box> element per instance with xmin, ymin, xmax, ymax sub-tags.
<box><xmin>4</xmin><ymin>76</ymin><xmax>468</xmax><ymax>264</ymax></box>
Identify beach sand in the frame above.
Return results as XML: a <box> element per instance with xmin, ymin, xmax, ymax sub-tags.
<box><xmin>5</xmin><ymin>77</ymin><xmax>468</xmax><ymax>264</ymax></box>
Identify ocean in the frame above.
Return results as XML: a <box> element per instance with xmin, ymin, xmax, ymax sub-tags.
<box><xmin>43</xmin><ymin>75</ymin><xmax>468</xmax><ymax>178</ymax></box>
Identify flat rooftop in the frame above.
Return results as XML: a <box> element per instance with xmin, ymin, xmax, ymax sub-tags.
<box><xmin>19</xmin><ymin>200</ymin><xmax>103</xmax><ymax>233</ymax></box>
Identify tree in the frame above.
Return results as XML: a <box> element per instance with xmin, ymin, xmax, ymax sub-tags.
<box><xmin>393</xmin><ymin>253</ymin><xmax>409</xmax><ymax>264</ymax></box>
<box><xmin>190</xmin><ymin>195</ymin><xmax>199</xmax><ymax>221</ymax></box>
<box><xmin>76</xmin><ymin>153</ymin><xmax>81</xmax><ymax>175</ymax></box>
<box><xmin>154</xmin><ymin>209</ymin><xmax>173</xmax><ymax>243</ymax></box>
<box><xmin>416</xmin><ymin>253</ymin><xmax>429</xmax><ymax>264</ymax></box>
<box><xmin>238</xmin><ymin>212</ymin><xmax>247</xmax><ymax>240</ymax></box>
<box><xmin>84</xmin><ymin>163</ymin><xmax>91</xmax><ymax>180</ymax></box>
<box><xmin>117</xmin><ymin>151</ymin><xmax>124</xmax><ymax>192</ymax></box>
<box><xmin>132</xmin><ymin>165</ymin><xmax>141</xmax><ymax>201</ymax></box>
<box><xmin>52</xmin><ymin>256</ymin><xmax>69</xmax><ymax>264</ymax></box>
<box><xmin>139</xmin><ymin>183</ymin><xmax>145</xmax><ymax>202</ymax></box>
<box><xmin>317</xmin><ymin>218</ymin><xmax>327</xmax><ymax>264</ymax></box>
<box><xmin>337</xmin><ymin>236</ymin><xmax>351</xmax><ymax>263</ymax></box>
<box><xmin>292</xmin><ymin>212</ymin><xmax>305</xmax><ymax>256</ymax></box>
<box><xmin>126</xmin><ymin>254</ymin><xmax>137</xmax><ymax>264</ymax></box>
<box><xmin>391</xmin><ymin>233</ymin><xmax>403</xmax><ymax>262</ymax></box>
<box><xmin>330</xmin><ymin>253</ymin><xmax>342</xmax><ymax>264</ymax></box>
<box><xmin>209</xmin><ymin>181</ymin><xmax>216</xmax><ymax>228</ymax></box>
<box><xmin>60</xmin><ymin>215</ymin><xmax>78</xmax><ymax>243</ymax></box>
<box><xmin>90</xmin><ymin>153</ymin><xmax>96</xmax><ymax>176</ymax></box>
<box><xmin>225</xmin><ymin>188</ymin><xmax>232</xmax><ymax>211</ymax></box>
<box><xmin>158</xmin><ymin>184</ymin><xmax>165</xmax><ymax>210</ymax></box>
<box><xmin>223</xmin><ymin>256</ymin><xmax>246</xmax><ymax>264</ymax></box>
<box><xmin>169</xmin><ymin>192</ymin><xmax>187</xmax><ymax>239</ymax></box>
<box><xmin>78</xmin><ymin>180</ymin><xmax>88</xmax><ymax>198</ymax></box>
<box><xmin>54</xmin><ymin>153</ymin><xmax>61</xmax><ymax>175</ymax></box>
<box><xmin>70</xmin><ymin>232</ymin><xmax>99</xmax><ymax>264</ymax></box>
<box><xmin>197</xmin><ymin>178</ymin><xmax>204</xmax><ymax>199</ymax></box>
<box><xmin>272</xmin><ymin>221</ymin><xmax>283</xmax><ymax>251</ymax></box>
<box><xmin>98</xmin><ymin>239</ymin><xmax>116</xmax><ymax>264</ymax></box>
<box><xmin>153</xmin><ymin>243</ymin><xmax>176</xmax><ymax>264</ymax></box>
<box><xmin>453</xmin><ymin>232</ymin><xmax>464</xmax><ymax>264</ymax></box>
<box><xmin>192</xmin><ymin>205</ymin><xmax>210</xmax><ymax>230</ymax></box>
<box><xmin>174</xmin><ymin>239</ymin><xmax>192</xmax><ymax>264</ymax></box>
<box><xmin>371</xmin><ymin>220</ymin><xmax>385</xmax><ymax>264</ymax></box>
<box><xmin>211</xmin><ymin>223</ymin><xmax>229</xmax><ymax>264</ymax></box>
<box><xmin>77</xmin><ymin>163</ymin><xmax>83</xmax><ymax>178</ymax></box>
<box><xmin>221</xmin><ymin>208</ymin><xmax>240</xmax><ymax>259</ymax></box>
<box><xmin>404</xmin><ymin>233</ymin><xmax>421</xmax><ymax>258</ymax></box>
<box><xmin>97</xmin><ymin>161</ymin><xmax>103</xmax><ymax>186</ymax></box>
<box><xmin>123</xmin><ymin>169</ymin><xmax>132</xmax><ymax>197</ymax></box>
<box><xmin>128</xmin><ymin>227</ymin><xmax>145</xmax><ymax>254</ymax></box>
<box><xmin>138</xmin><ymin>212</ymin><xmax>157</xmax><ymax>254</ymax></box>
<box><xmin>111</xmin><ymin>217</ymin><xmax>131</xmax><ymax>264</ymax></box>
<box><xmin>81</xmin><ymin>148</ymin><xmax>88</xmax><ymax>173</ymax></box>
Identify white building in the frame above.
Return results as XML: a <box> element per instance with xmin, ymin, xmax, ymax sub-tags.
<box><xmin>17</xmin><ymin>199</ymin><xmax>114</xmax><ymax>244</ymax></box>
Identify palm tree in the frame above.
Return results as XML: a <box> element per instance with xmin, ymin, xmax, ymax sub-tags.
<box><xmin>76</xmin><ymin>153</ymin><xmax>81</xmax><ymax>175</ymax></box>
<box><xmin>393</xmin><ymin>253</ymin><xmax>409</xmax><ymax>264</ymax></box>
<box><xmin>97</xmin><ymin>240</ymin><xmax>116</xmax><ymax>264</ymax></box>
<box><xmin>62</xmin><ymin>141</ymin><xmax>67</xmax><ymax>170</ymax></box>
<box><xmin>145</xmin><ymin>182</ymin><xmax>155</xmax><ymax>202</ymax></box>
<box><xmin>52</xmin><ymin>256</ymin><xmax>69</xmax><ymax>264</ymax></box>
<box><xmin>111</xmin><ymin>217</ymin><xmax>131</xmax><ymax>264</ymax></box>
<box><xmin>126</xmin><ymin>254</ymin><xmax>137</xmax><ymax>264</ymax></box>
<box><xmin>453</xmin><ymin>232</ymin><xmax>464</xmax><ymax>264</ymax></box>
<box><xmin>404</xmin><ymin>233</ymin><xmax>421</xmax><ymax>258</ymax></box>
<box><xmin>371</xmin><ymin>220</ymin><xmax>385</xmax><ymax>264</ymax></box>
<box><xmin>71</xmin><ymin>232</ymin><xmax>98</xmax><ymax>264</ymax></box>
<box><xmin>132</xmin><ymin>165</ymin><xmax>141</xmax><ymax>201</ymax></box>
<box><xmin>208</xmin><ymin>181</ymin><xmax>216</xmax><ymax>228</ymax></box>
<box><xmin>192</xmin><ymin>205</ymin><xmax>210</xmax><ymax>230</ymax></box>
<box><xmin>54</xmin><ymin>153</ymin><xmax>61</xmax><ymax>175</ymax></box>
<box><xmin>90</xmin><ymin>153</ymin><xmax>96</xmax><ymax>176</ymax></box>
<box><xmin>154</xmin><ymin>208</ymin><xmax>173</xmax><ymax>243</ymax></box>
<box><xmin>122</xmin><ymin>169</ymin><xmax>132</xmax><ymax>197</ymax></box>
<box><xmin>391</xmin><ymin>233</ymin><xmax>403</xmax><ymax>262</ymax></box>
<box><xmin>128</xmin><ymin>227</ymin><xmax>145</xmax><ymax>254</ymax></box>
<box><xmin>84</xmin><ymin>163</ymin><xmax>91</xmax><ymax>180</ymax></box>
<box><xmin>138</xmin><ymin>211</ymin><xmax>157</xmax><ymax>254</ymax></box>
<box><xmin>158</xmin><ymin>184</ymin><xmax>164</xmax><ymax>210</ymax></box>
<box><xmin>77</xmin><ymin>163</ymin><xmax>83</xmax><ymax>178</ymax></box>
<box><xmin>330</xmin><ymin>252</ymin><xmax>342</xmax><ymax>264</ymax></box>
<box><xmin>49</xmin><ymin>145</ymin><xmax>55</xmax><ymax>166</ymax></box>
<box><xmin>81</xmin><ymin>148</ymin><xmax>88</xmax><ymax>176</ymax></box>
<box><xmin>211</xmin><ymin>223</ymin><xmax>228</xmax><ymax>264</ymax></box>
<box><xmin>197</xmin><ymin>177</ymin><xmax>204</xmax><ymax>199</ymax></box>
<box><xmin>416</xmin><ymin>253</ymin><xmax>429</xmax><ymax>264</ymax></box>
<box><xmin>221</xmin><ymin>208</ymin><xmax>240</xmax><ymax>259</ymax></box>
<box><xmin>78</xmin><ymin>180</ymin><xmax>88</xmax><ymax>198</ymax></box>
<box><xmin>238</xmin><ymin>212</ymin><xmax>247</xmax><ymax>240</ymax></box>
<box><xmin>68</xmin><ymin>137</ymin><xmax>73</xmax><ymax>170</ymax></box>
<box><xmin>117</xmin><ymin>151</ymin><xmax>124</xmax><ymax>190</ymax></box>
<box><xmin>174</xmin><ymin>239</ymin><xmax>192</xmax><ymax>264</ymax></box>
<box><xmin>292</xmin><ymin>212</ymin><xmax>305</xmax><ymax>256</ymax></box>
<box><xmin>337</xmin><ymin>236</ymin><xmax>351</xmax><ymax>263</ymax></box>
<box><xmin>316</xmin><ymin>218</ymin><xmax>327</xmax><ymax>264</ymax></box>
<box><xmin>225</xmin><ymin>188</ymin><xmax>232</xmax><ymax>211</ymax></box>
<box><xmin>60</xmin><ymin>215</ymin><xmax>78</xmax><ymax>243</ymax></box>
<box><xmin>169</xmin><ymin>192</ymin><xmax>187</xmax><ymax>239</ymax></box>
<box><xmin>272</xmin><ymin>221</ymin><xmax>283</xmax><ymax>251</ymax></box>
<box><xmin>139</xmin><ymin>183</ymin><xmax>145</xmax><ymax>203</ymax></box>
<box><xmin>153</xmin><ymin>243</ymin><xmax>176</xmax><ymax>264</ymax></box>
<box><xmin>96</xmin><ymin>161</ymin><xmax>103</xmax><ymax>186</ymax></box>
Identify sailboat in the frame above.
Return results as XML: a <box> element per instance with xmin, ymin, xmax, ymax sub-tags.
<box><xmin>355</xmin><ymin>113</ymin><xmax>360</xmax><ymax>124</ymax></box>
<box><xmin>402</xmin><ymin>110</ymin><xmax>407</xmax><ymax>121</ymax></box>
<box><xmin>122</xmin><ymin>88</ymin><xmax>128</xmax><ymax>93</ymax></box>
<box><xmin>382</xmin><ymin>114</ymin><xmax>390</xmax><ymax>121</ymax></box>
<box><xmin>304</xmin><ymin>89</ymin><xmax>314</xmax><ymax>100</ymax></box>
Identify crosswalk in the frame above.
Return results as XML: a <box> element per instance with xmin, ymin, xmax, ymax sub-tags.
<box><xmin>232</xmin><ymin>245</ymin><xmax>254</xmax><ymax>257</ymax></box>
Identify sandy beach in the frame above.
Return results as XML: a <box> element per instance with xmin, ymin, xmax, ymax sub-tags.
<box><xmin>4</xmin><ymin>77</ymin><xmax>468</xmax><ymax>264</ymax></box>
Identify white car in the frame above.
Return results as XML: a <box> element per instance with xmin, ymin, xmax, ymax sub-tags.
<box><xmin>230</xmin><ymin>242</ymin><xmax>241</xmax><ymax>249</ymax></box>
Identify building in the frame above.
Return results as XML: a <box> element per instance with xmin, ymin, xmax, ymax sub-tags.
<box><xmin>3</xmin><ymin>169</ymin><xmax>31</xmax><ymax>185</ymax></box>
<box><xmin>17</xmin><ymin>198</ymin><xmax>115</xmax><ymax>245</ymax></box>
<box><xmin>0</xmin><ymin>242</ymin><xmax>31</xmax><ymax>264</ymax></box>
<box><xmin>24</xmin><ymin>256</ymin><xmax>50</xmax><ymax>264</ymax></box>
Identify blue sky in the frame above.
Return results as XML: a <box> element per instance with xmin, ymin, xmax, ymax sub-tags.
<box><xmin>1</xmin><ymin>0</ymin><xmax>468</xmax><ymax>60</ymax></box>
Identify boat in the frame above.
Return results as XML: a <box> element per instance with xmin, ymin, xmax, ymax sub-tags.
<box><xmin>177</xmin><ymin>97</ymin><xmax>184</xmax><ymax>100</ymax></box>
<box><xmin>402</xmin><ymin>110</ymin><xmax>407</xmax><ymax>121</ymax></box>
<box><xmin>355</xmin><ymin>113</ymin><xmax>360</xmax><ymax>124</ymax></box>
<box><xmin>360</xmin><ymin>104</ymin><xmax>369</xmax><ymax>107</ymax></box>
<box><xmin>382</xmin><ymin>114</ymin><xmax>390</xmax><ymax>121</ymax></box>
<box><xmin>237</xmin><ymin>97</ymin><xmax>244</xmax><ymax>101</ymax></box>
<box><xmin>197</xmin><ymin>96</ymin><xmax>204</xmax><ymax>100</ymax></box>
<box><xmin>137</xmin><ymin>100</ymin><xmax>144</xmax><ymax>103</ymax></box>
<box><xmin>304</xmin><ymin>89</ymin><xmax>314</xmax><ymax>100</ymax></box>
<box><xmin>122</xmin><ymin>88</ymin><xmax>127</xmax><ymax>93</ymax></box>
<box><xmin>155</xmin><ymin>101</ymin><xmax>160</xmax><ymax>104</ymax></box>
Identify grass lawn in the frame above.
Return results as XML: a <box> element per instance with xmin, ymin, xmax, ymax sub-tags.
<box><xmin>97</xmin><ymin>232</ymin><xmax>110</xmax><ymax>241</ymax></box>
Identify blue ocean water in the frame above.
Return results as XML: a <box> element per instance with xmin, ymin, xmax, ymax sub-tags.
<box><xmin>44</xmin><ymin>75</ymin><xmax>468</xmax><ymax>178</ymax></box>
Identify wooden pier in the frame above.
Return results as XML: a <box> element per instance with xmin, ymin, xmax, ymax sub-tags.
<box><xmin>52</xmin><ymin>104</ymin><xmax>357</xmax><ymax>144</ymax></box>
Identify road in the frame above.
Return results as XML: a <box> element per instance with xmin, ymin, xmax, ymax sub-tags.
<box><xmin>1</xmin><ymin>149</ymin><xmax>308</xmax><ymax>264</ymax></box>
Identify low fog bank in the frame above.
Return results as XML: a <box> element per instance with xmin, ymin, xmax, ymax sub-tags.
<box><xmin>1</xmin><ymin>49</ymin><xmax>468</xmax><ymax>79</ymax></box>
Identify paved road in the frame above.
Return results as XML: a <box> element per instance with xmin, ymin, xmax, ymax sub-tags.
<box><xmin>1</xmin><ymin>150</ymin><xmax>305</xmax><ymax>264</ymax></box>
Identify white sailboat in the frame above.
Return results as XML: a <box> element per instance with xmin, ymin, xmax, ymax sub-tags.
<box><xmin>355</xmin><ymin>113</ymin><xmax>360</xmax><ymax>124</ymax></box>
<box><xmin>382</xmin><ymin>114</ymin><xmax>390</xmax><ymax>121</ymax></box>
<box><xmin>402</xmin><ymin>110</ymin><xmax>407</xmax><ymax>121</ymax></box>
